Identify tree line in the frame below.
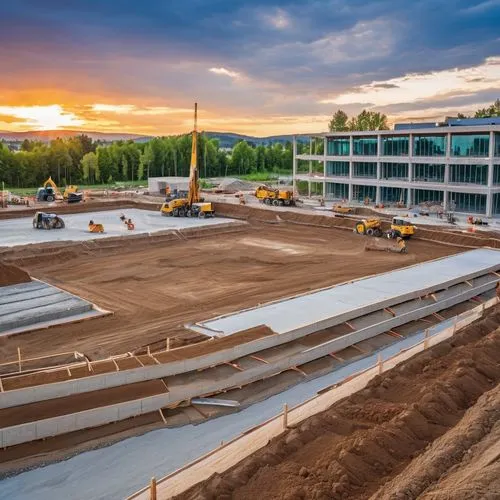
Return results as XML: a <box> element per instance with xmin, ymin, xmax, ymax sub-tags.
<box><xmin>0</xmin><ymin>134</ymin><xmax>300</xmax><ymax>188</ymax></box>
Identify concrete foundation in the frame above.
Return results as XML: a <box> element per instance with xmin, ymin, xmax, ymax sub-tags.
<box><xmin>0</xmin><ymin>208</ymin><xmax>236</xmax><ymax>247</ymax></box>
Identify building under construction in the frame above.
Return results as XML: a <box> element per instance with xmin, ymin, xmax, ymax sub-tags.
<box><xmin>293</xmin><ymin>117</ymin><xmax>500</xmax><ymax>216</ymax></box>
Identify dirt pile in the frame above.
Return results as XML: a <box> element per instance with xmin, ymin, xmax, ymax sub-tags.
<box><xmin>0</xmin><ymin>262</ymin><xmax>30</xmax><ymax>287</ymax></box>
<box><xmin>176</xmin><ymin>309</ymin><xmax>500</xmax><ymax>500</ymax></box>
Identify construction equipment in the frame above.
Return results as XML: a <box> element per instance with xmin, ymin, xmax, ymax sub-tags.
<box><xmin>88</xmin><ymin>220</ymin><xmax>104</xmax><ymax>233</ymax></box>
<box><xmin>64</xmin><ymin>185</ymin><xmax>78</xmax><ymax>199</ymax></box>
<box><xmin>332</xmin><ymin>205</ymin><xmax>353</xmax><ymax>215</ymax></box>
<box><xmin>32</xmin><ymin>211</ymin><xmax>65</xmax><ymax>229</ymax></box>
<box><xmin>467</xmin><ymin>216</ymin><xmax>488</xmax><ymax>226</ymax></box>
<box><xmin>354</xmin><ymin>218</ymin><xmax>383</xmax><ymax>237</ymax></box>
<box><xmin>36</xmin><ymin>177</ymin><xmax>63</xmax><ymax>202</ymax></box>
<box><xmin>160</xmin><ymin>103</ymin><xmax>215</xmax><ymax>218</ymax></box>
<box><xmin>365</xmin><ymin>236</ymin><xmax>407</xmax><ymax>254</ymax></box>
<box><xmin>389</xmin><ymin>217</ymin><xmax>416</xmax><ymax>239</ymax></box>
<box><xmin>255</xmin><ymin>185</ymin><xmax>295</xmax><ymax>206</ymax></box>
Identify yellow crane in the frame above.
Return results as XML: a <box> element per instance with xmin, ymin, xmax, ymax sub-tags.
<box><xmin>161</xmin><ymin>103</ymin><xmax>214</xmax><ymax>218</ymax></box>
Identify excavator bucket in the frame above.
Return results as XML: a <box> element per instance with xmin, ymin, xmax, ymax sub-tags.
<box><xmin>364</xmin><ymin>237</ymin><xmax>407</xmax><ymax>254</ymax></box>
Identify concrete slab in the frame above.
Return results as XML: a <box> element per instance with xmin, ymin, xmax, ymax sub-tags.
<box><xmin>191</xmin><ymin>249</ymin><xmax>500</xmax><ymax>337</ymax></box>
<box><xmin>0</xmin><ymin>209</ymin><xmax>237</xmax><ymax>247</ymax></box>
<box><xmin>0</xmin><ymin>281</ymin><xmax>107</xmax><ymax>336</ymax></box>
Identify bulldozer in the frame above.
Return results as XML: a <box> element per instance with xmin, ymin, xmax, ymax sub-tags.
<box><xmin>365</xmin><ymin>236</ymin><xmax>407</xmax><ymax>254</ymax></box>
<box><xmin>160</xmin><ymin>103</ymin><xmax>215</xmax><ymax>219</ymax></box>
<box><xmin>354</xmin><ymin>218</ymin><xmax>384</xmax><ymax>237</ymax></box>
<box><xmin>32</xmin><ymin>211</ymin><xmax>65</xmax><ymax>229</ymax></box>
<box><xmin>332</xmin><ymin>205</ymin><xmax>353</xmax><ymax>215</ymax></box>
<box><xmin>255</xmin><ymin>186</ymin><xmax>295</xmax><ymax>206</ymax></box>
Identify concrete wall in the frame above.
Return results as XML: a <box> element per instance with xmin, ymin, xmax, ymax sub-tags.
<box><xmin>1</xmin><ymin>292</ymin><xmax>495</xmax><ymax>449</ymax></box>
<box><xmin>0</xmin><ymin>276</ymin><xmax>496</xmax><ymax>410</ymax></box>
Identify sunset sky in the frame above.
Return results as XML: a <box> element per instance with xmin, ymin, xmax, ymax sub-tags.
<box><xmin>1</xmin><ymin>0</ymin><xmax>499</xmax><ymax>136</ymax></box>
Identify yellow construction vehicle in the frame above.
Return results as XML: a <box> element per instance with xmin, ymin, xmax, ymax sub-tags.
<box><xmin>389</xmin><ymin>217</ymin><xmax>415</xmax><ymax>239</ymax></box>
<box><xmin>365</xmin><ymin>236</ymin><xmax>407</xmax><ymax>254</ymax></box>
<box><xmin>255</xmin><ymin>186</ymin><xmax>295</xmax><ymax>206</ymax></box>
<box><xmin>64</xmin><ymin>185</ymin><xmax>78</xmax><ymax>199</ymax></box>
<box><xmin>354</xmin><ymin>218</ymin><xmax>383</xmax><ymax>237</ymax></box>
<box><xmin>36</xmin><ymin>177</ymin><xmax>63</xmax><ymax>202</ymax></box>
<box><xmin>332</xmin><ymin>205</ymin><xmax>353</xmax><ymax>215</ymax></box>
<box><xmin>160</xmin><ymin>103</ymin><xmax>214</xmax><ymax>218</ymax></box>
<box><xmin>88</xmin><ymin>220</ymin><xmax>104</xmax><ymax>233</ymax></box>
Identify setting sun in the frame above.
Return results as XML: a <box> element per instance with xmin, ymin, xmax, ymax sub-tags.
<box><xmin>0</xmin><ymin>104</ymin><xmax>84</xmax><ymax>131</ymax></box>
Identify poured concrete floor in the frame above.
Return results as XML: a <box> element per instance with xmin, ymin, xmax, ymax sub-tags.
<box><xmin>0</xmin><ymin>209</ymin><xmax>236</xmax><ymax>247</ymax></box>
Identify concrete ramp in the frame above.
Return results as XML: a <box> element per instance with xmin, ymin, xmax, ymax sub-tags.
<box><xmin>0</xmin><ymin>280</ymin><xmax>108</xmax><ymax>336</ymax></box>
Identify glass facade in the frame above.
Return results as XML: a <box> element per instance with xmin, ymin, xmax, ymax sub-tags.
<box><xmin>353</xmin><ymin>137</ymin><xmax>377</xmax><ymax>156</ymax></box>
<box><xmin>381</xmin><ymin>187</ymin><xmax>407</xmax><ymax>203</ymax></box>
<box><xmin>413</xmin><ymin>189</ymin><xmax>444</xmax><ymax>205</ymax></box>
<box><xmin>382</xmin><ymin>136</ymin><xmax>409</xmax><ymax>156</ymax></box>
<box><xmin>448</xmin><ymin>192</ymin><xmax>486</xmax><ymax>214</ymax></box>
<box><xmin>381</xmin><ymin>162</ymin><xmax>408</xmax><ymax>180</ymax></box>
<box><xmin>413</xmin><ymin>163</ymin><xmax>445</xmax><ymax>183</ymax></box>
<box><xmin>414</xmin><ymin>135</ymin><xmax>446</xmax><ymax>156</ymax></box>
<box><xmin>451</xmin><ymin>134</ymin><xmax>489</xmax><ymax>157</ymax></box>
<box><xmin>449</xmin><ymin>164</ymin><xmax>488</xmax><ymax>185</ymax></box>
<box><xmin>494</xmin><ymin>165</ymin><xmax>500</xmax><ymax>185</ymax></box>
<box><xmin>353</xmin><ymin>184</ymin><xmax>376</xmax><ymax>202</ymax></box>
<box><xmin>495</xmin><ymin>133</ymin><xmax>500</xmax><ymax>157</ymax></box>
<box><xmin>326</xmin><ymin>161</ymin><xmax>349</xmax><ymax>177</ymax></box>
<box><xmin>326</xmin><ymin>182</ymin><xmax>349</xmax><ymax>199</ymax></box>
<box><xmin>493</xmin><ymin>193</ymin><xmax>500</xmax><ymax>215</ymax></box>
<box><xmin>327</xmin><ymin>137</ymin><xmax>350</xmax><ymax>156</ymax></box>
<box><xmin>353</xmin><ymin>162</ymin><xmax>377</xmax><ymax>178</ymax></box>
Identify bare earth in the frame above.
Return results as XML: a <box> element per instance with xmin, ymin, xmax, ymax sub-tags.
<box><xmin>0</xmin><ymin>221</ymin><xmax>457</xmax><ymax>362</ymax></box>
<box><xmin>177</xmin><ymin>309</ymin><xmax>500</xmax><ymax>500</ymax></box>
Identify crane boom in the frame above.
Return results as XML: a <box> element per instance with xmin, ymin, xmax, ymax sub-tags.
<box><xmin>187</xmin><ymin>103</ymin><xmax>199</xmax><ymax>206</ymax></box>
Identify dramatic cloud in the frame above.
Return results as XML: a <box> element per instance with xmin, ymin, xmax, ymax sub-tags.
<box><xmin>0</xmin><ymin>0</ymin><xmax>498</xmax><ymax>134</ymax></box>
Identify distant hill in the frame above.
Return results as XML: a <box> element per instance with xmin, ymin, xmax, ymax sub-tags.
<box><xmin>0</xmin><ymin>130</ymin><xmax>151</xmax><ymax>142</ymax></box>
<box><xmin>0</xmin><ymin>129</ymin><xmax>309</xmax><ymax>146</ymax></box>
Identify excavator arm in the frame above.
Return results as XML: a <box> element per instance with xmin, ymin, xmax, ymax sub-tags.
<box><xmin>187</xmin><ymin>103</ymin><xmax>199</xmax><ymax>206</ymax></box>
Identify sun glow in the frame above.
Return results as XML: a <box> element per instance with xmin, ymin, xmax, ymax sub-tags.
<box><xmin>0</xmin><ymin>104</ymin><xmax>84</xmax><ymax>130</ymax></box>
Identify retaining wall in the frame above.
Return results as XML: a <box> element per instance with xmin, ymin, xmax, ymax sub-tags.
<box><xmin>0</xmin><ymin>290</ymin><xmax>495</xmax><ymax>448</ymax></box>
<box><xmin>127</xmin><ymin>298</ymin><xmax>496</xmax><ymax>500</ymax></box>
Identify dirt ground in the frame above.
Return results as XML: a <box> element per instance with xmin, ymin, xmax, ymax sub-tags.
<box><xmin>0</xmin><ymin>262</ymin><xmax>30</xmax><ymax>287</ymax></box>
<box><xmin>0</xmin><ymin>221</ymin><xmax>458</xmax><ymax>362</ymax></box>
<box><xmin>177</xmin><ymin>308</ymin><xmax>500</xmax><ymax>500</ymax></box>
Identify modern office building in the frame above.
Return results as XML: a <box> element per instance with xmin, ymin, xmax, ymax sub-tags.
<box><xmin>293</xmin><ymin>117</ymin><xmax>500</xmax><ymax>216</ymax></box>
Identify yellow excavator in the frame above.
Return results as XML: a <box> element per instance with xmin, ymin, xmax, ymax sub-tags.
<box><xmin>161</xmin><ymin>103</ymin><xmax>214</xmax><ymax>218</ymax></box>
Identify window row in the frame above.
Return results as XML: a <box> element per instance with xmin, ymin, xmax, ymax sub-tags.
<box><xmin>325</xmin><ymin>133</ymin><xmax>499</xmax><ymax>157</ymax></box>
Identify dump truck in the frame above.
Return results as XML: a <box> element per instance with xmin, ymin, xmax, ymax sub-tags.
<box><xmin>160</xmin><ymin>103</ymin><xmax>215</xmax><ymax>219</ymax></box>
<box><xmin>354</xmin><ymin>218</ymin><xmax>383</xmax><ymax>237</ymax></box>
<box><xmin>32</xmin><ymin>212</ymin><xmax>65</xmax><ymax>229</ymax></box>
<box><xmin>255</xmin><ymin>186</ymin><xmax>295</xmax><ymax>206</ymax></box>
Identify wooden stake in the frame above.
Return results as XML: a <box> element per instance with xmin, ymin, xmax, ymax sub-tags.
<box><xmin>282</xmin><ymin>403</ymin><xmax>288</xmax><ymax>430</ymax></box>
<box><xmin>166</xmin><ymin>338</ymin><xmax>170</xmax><ymax>351</ymax></box>
<box><xmin>377</xmin><ymin>353</ymin><xmax>383</xmax><ymax>375</ymax></box>
<box><xmin>150</xmin><ymin>477</ymin><xmax>157</xmax><ymax>500</ymax></box>
<box><xmin>423</xmin><ymin>329</ymin><xmax>430</xmax><ymax>349</ymax></box>
<box><xmin>158</xmin><ymin>409</ymin><xmax>167</xmax><ymax>424</ymax></box>
<box><xmin>17</xmin><ymin>347</ymin><xmax>22</xmax><ymax>373</ymax></box>
<box><xmin>147</xmin><ymin>346</ymin><xmax>151</xmax><ymax>356</ymax></box>
<box><xmin>0</xmin><ymin>377</ymin><xmax>4</xmax><ymax>393</ymax></box>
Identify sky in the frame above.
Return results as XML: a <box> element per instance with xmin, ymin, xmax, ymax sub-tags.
<box><xmin>0</xmin><ymin>0</ymin><xmax>499</xmax><ymax>136</ymax></box>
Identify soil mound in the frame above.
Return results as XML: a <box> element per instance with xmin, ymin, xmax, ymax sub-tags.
<box><xmin>0</xmin><ymin>262</ymin><xmax>30</xmax><ymax>287</ymax></box>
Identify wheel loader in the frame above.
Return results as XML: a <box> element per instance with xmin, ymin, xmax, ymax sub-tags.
<box><xmin>255</xmin><ymin>186</ymin><xmax>295</xmax><ymax>206</ymax></box>
<box><xmin>354</xmin><ymin>218</ymin><xmax>383</xmax><ymax>237</ymax></box>
<box><xmin>332</xmin><ymin>205</ymin><xmax>353</xmax><ymax>215</ymax></box>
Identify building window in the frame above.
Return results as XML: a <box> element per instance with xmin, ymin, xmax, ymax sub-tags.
<box><xmin>353</xmin><ymin>184</ymin><xmax>376</xmax><ymax>202</ymax></box>
<box><xmin>451</xmin><ymin>134</ymin><xmax>489</xmax><ymax>157</ymax></box>
<box><xmin>353</xmin><ymin>162</ymin><xmax>377</xmax><ymax>178</ymax></box>
<box><xmin>381</xmin><ymin>187</ymin><xmax>407</xmax><ymax>203</ymax></box>
<box><xmin>414</xmin><ymin>135</ymin><xmax>446</xmax><ymax>156</ymax></box>
<box><xmin>493</xmin><ymin>193</ymin><xmax>500</xmax><ymax>215</ymax></box>
<box><xmin>381</xmin><ymin>163</ymin><xmax>408</xmax><ymax>180</ymax></box>
<box><xmin>494</xmin><ymin>165</ymin><xmax>500</xmax><ymax>185</ymax></box>
<box><xmin>327</xmin><ymin>137</ymin><xmax>350</xmax><ymax>156</ymax></box>
<box><xmin>448</xmin><ymin>192</ymin><xmax>486</xmax><ymax>214</ymax></box>
<box><xmin>449</xmin><ymin>164</ymin><xmax>488</xmax><ymax>185</ymax></box>
<box><xmin>353</xmin><ymin>137</ymin><xmax>377</xmax><ymax>155</ymax></box>
<box><xmin>495</xmin><ymin>133</ymin><xmax>500</xmax><ymax>157</ymax></box>
<box><xmin>326</xmin><ymin>182</ymin><xmax>349</xmax><ymax>199</ymax></box>
<box><xmin>382</xmin><ymin>136</ymin><xmax>409</xmax><ymax>156</ymax></box>
<box><xmin>413</xmin><ymin>189</ymin><xmax>444</xmax><ymax>205</ymax></box>
<box><xmin>326</xmin><ymin>161</ymin><xmax>349</xmax><ymax>177</ymax></box>
<box><xmin>413</xmin><ymin>164</ymin><xmax>445</xmax><ymax>183</ymax></box>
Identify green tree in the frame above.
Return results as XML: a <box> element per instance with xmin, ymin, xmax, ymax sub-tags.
<box><xmin>81</xmin><ymin>152</ymin><xmax>98</xmax><ymax>183</ymax></box>
<box><xmin>348</xmin><ymin>110</ymin><xmax>389</xmax><ymax>131</ymax></box>
<box><xmin>475</xmin><ymin>98</ymin><xmax>500</xmax><ymax>118</ymax></box>
<box><xmin>328</xmin><ymin>110</ymin><xmax>349</xmax><ymax>132</ymax></box>
<box><xmin>231</xmin><ymin>141</ymin><xmax>256</xmax><ymax>175</ymax></box>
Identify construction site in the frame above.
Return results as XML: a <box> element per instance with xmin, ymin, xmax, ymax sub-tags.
<box><xmin>1</xmin><ymin>107</ymin><xmax>499</xmax><ymax>500</ymax></box>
